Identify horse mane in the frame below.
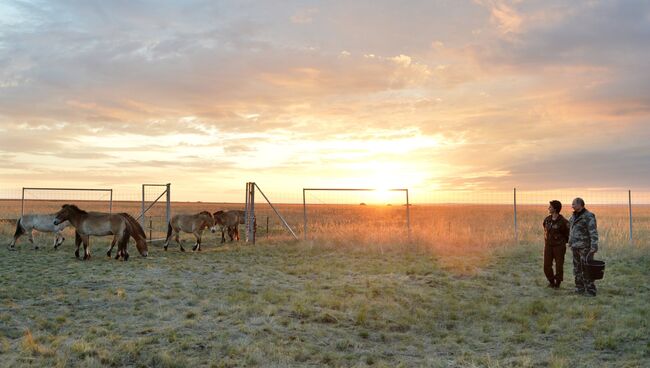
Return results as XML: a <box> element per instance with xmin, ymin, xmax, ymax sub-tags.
<box><xmin>119</xmin><ymin>212</ymin><xmax>147</xmax><ymax>239</ymax></box>
<box><xmin>63</xmin><ymin>204</ymin><xmax>87</xmax><ymax>214</ymax></box>
<box><xmin>198</xmin><ymin>211</ymin><xmax>212</xmax><ymax>217</ymax></box>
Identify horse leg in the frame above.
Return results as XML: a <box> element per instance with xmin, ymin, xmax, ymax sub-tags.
<box><xmin>82</xmin><ymin>235</ymin><xmax>91</xmax><ymax>260</ymax></box>
<box><xmin>192</xmin><ymin>232</ymin><xmax>201</xmax><ymax>251</ymax></box>
<box><xmin>164</xmin><ymin>232</ymin><xmax>171</xmax><ymax>251</ymax></box>
<box><xmin>117</xmin><ymin>231</ymin><xmax>129</xmax><ymax>261</ymax></box>
<box><xmin>107</xmin><ymin>235</ymin><xmax>117</xmax><ymax>257</ymax></box>
<box><xmin>220</xmin><ymin>227</ymin><xmax>226</xmax><ymax>244</ymax></box>
<box><xmin>54</xmin><ymin>231</ymin><xmax>64</xmax><ymax>250</ymax></box>
<box><xmin>74</xmin><ymin>232</ymin><xmax>82</xmax><ymax>259</ymax></box>
<box><xmin>176</xmin><ymin>232</ymin><xmax>185</xmax><ymax>252</ymax></box>
<box><xmin>9</xmin><ymin>232</ymin><xmax>21</xmax><ymax>250</ymax></box>
<box><xmin>28</xmin><ymin>230</ymin><xmax>39</xmax><ymax>250</ymax></box>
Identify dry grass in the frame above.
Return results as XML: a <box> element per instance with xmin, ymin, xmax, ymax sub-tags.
<box><xmin>0</xmin><ymin>201</ymin><xmax>649</xmax><ymax>367</ymax></box>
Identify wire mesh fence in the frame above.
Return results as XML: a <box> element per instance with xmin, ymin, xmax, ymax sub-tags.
<box><xmin>0</xmin><ymin>185</ymin><xmax>648</xmax><ymax>251</ymax></box>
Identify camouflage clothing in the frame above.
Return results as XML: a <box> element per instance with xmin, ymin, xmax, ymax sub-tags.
<box><xmin>572</xmin><ymin>247</ymin><xmax>596</xmax><ymax>295</ymax></box>
<box><xmin>568</xmin><ymin>208</ymin><xmax>599</xmax><ymax>295</ymax></box>
<box><xmin>568</xmin><ymin>209</ymin><xmax>598</xmax><ymax>251</ymax></box>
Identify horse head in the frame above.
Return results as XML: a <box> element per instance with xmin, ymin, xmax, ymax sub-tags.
<box><xmin>54</xmin><ymin>204</ymin><xmax>85</xmax><ymax>225</ymax></box>
<box><xmin>213</xmin><ymin>211</ymin><xmax>227</xmax><ymax>230</ymax></box>
<box><xmin>199</xmin><ymin>211</ymin><xmax>217</xmax><ymax>233</ymax></box>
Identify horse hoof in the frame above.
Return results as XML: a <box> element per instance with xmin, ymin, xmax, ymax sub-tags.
<box><xmin>180</xmin><ymin>247</ymin><xmax>185</xmax><ymax>252</ymax></box>
<box><xmin>164</xmin><ymin>246</ymin><xmax>168</xmax><ymax>251</ymax></box>
<box><xmin>107</xmin><ymin>251</ymin><xmax>112</xmax><ymax>257</ymax></box>
<box><xmin>123</xmin><ymin>253</ymin><xmax>129</xmax><ymax>261</ymax></box>
<box><xmin>34</xmin><ymin>246</ymin><xmax>39</xmax><ymax>250</ymax></box>
<box><xmin>75</xmin><ymin>250</ymin><xmax>80</xmax><ymax>259</ymax></box>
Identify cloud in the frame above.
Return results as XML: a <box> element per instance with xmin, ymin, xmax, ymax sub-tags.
<box><xmin>291</xmin><ymin>8</ymin><xmax>318</xmax><ymax>24</ymax></box>
<box><xmin>0</xmin><ymin>0</ymin><xmax>649</xmax><ymax>199</ymax></box>
<box><xmin>475</xmin><ymin>0</ymin><xmax>524</xmax><ymax>36</ymax></box>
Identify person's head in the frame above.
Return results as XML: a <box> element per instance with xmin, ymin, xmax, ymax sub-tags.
<box><xmin>548</xmin><ymin>200</ymin><xmax>562</xmax><ymax>214</ymax></box>
<box><xmin>572</xmin><ymin>197</ymin><xmax>585</xmax><ymax>212</ymax></box>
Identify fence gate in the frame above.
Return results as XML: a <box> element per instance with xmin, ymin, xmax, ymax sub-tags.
<box><xmin>138</xmin><ymin>183</ymin><xmax>171</xmax><ymax>243</ymax></box>
<box><xmin>245</xmin><ymin>182</ymin><xmax>297</xmax><ymax>244</ymax></box>
<box><xmin>21</xmin><ymin>187</ymin><xmax>113</xmax><ymax>217</ymax></box>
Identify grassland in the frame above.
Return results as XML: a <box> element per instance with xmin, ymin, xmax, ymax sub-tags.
<box><xmin>0</xmin><ymin>202</ymin><xmax>649</xmax><ymax>367</ymax></box>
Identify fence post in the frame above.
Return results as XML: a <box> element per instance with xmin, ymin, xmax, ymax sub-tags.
<box><xmin>245</xmin><ymin>181</ymin><xmax>249</xmax><ymax>238</ymax></box>
<box><xmin>140</xmin><ymin>184</ymin><xmax>146</xmax><ymax>228</ymax></box>
<box><xmin>21</xmin><ymin>187</ymin><xmax>25</xmax><ymax>218</ymax></box>
<box><xmin>109</xmin><ymin>189</ymin><xmax>113</xmax><ymax>214</ymax></box>
<box><xmin>166</xmin><ymin>183</ymin><xmax>171</xmax><ymax>227</ymax></box>
<box><xmin>303</xmin><ymin>188</ymin><xmax>307</xmax><ymax>240</ymax></box>
<box><xmin>513</xmin><ymin>187</ymin><xmax>518</xmax><ymax>244</ymax></box>
<box><xmin>406</xmin><ymin>189</ymin><xmax>411</xmax><ymax>243</ymax></box>
<box><xmin>629</xmin><ymin>189</ymin><xmax>633</xmax><ymax>246</ymax></box>
<box><xmin>245</xmin><ymin>182</ymin><xmax>256</xmax><ymax>244</ymax></box>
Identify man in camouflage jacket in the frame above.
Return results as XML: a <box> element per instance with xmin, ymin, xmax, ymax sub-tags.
<box><xmin>568</xmin><ymin>197</ymin><xmax>599</xmax><ymax>296</ymax></box>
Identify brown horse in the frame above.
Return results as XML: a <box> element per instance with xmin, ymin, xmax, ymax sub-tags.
<box><xmin>164</xmin><ymin>211</ymin><xmax>216</xmax><ymax>252</ymax></box>
<box><xmin>53</xmin><ymin>204</ymin><xmax>148</xmax><ymax>261</ymax></box>
<box><xmin>213</xmin><ymin>210</ymin><xmax>246</xmax><ymax>243</ymax></box>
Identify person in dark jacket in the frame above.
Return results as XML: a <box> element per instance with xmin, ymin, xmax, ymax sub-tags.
<box><xmin>543</xmin><ymin>200</ymin><xmax>570</xmax><ymax>289</ymax></box>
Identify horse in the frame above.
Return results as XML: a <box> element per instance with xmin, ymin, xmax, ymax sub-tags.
<box><xmin>164</xmin><ymin>211</ymin><xmax>216</xmax><ymax>252</ymax></box>
<box><xmin>8</xmin><ymin>214</ymin><xmax>70</xmax><ymax>250</ymax></box>
<box><xmin>213</xmin><ymin>210</ymin><xmax>246</xmax><ymax>243</ymax></box>
<box><xmin>53</xmin><ymin>204</ymin><xmax>148</xmax><ymax>261</ymax></box>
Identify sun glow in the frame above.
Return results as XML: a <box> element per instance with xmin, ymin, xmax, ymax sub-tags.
<box><xmin>373</xmin><ymin>188</ymin><xmax>396</xmax><ymax>204</ymax></box>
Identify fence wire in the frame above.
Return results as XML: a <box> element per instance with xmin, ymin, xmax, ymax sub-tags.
<box><xmin>0</xmin><ymin>186</ymin><xmax>648</xmax><ymax>251</ymax></box>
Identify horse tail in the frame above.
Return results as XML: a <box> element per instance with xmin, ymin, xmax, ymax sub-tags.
<box><xmin>120</xmin><ymin>213</ymin><xmax>148</xmax><ymax>256</ymax></box>
<box><xmin>13</xmin><ymin>218</ymin><xmax>25</xmax><ymax>238</ymax></box>
<box><xmin>166</xmin><ymin>221</ymin><xmax>172</xmax><ymax>240</ymax></box>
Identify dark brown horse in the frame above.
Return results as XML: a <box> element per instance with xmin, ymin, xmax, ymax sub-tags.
<box><xmin>53</xmin><ymin>204</ymin><xmax>148</xmax><ymax>261</ymax></box>
<box><xmin>213</xmin><ymin>210</ymin><xmax>246</xmax><ymax>243</ymax></box>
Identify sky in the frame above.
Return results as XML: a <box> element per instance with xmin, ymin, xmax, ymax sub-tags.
<box><xmin>0</xmin><ymin>0</ymin><xmax>649</xmax><ymax>202</ymax></box>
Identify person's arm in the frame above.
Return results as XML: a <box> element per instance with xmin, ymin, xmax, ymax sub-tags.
<box><xmin>562</xmin><ymin>219</ymin><xmax>570</xmax><ymax>244</ymax></box>
<box><xmin>588</xmin><ymin>214</ymin><xmax>599</xmax><ymax>253</ymax></box>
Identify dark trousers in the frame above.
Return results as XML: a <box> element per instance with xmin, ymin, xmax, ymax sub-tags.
<box><xmin>544</xmin><ymin>245</ymin><xmax>566</xmax><ymax>284</ymax></box>
<box><xmin>572</xmin><ymin>247</ymin><xmax>596</xmax><ymax>294</ymax></box>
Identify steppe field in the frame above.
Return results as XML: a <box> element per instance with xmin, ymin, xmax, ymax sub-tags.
<box><xmin>0</xmin><ymin>201</ymin><xmax>649</xmax><ymax>367</ymax></box>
